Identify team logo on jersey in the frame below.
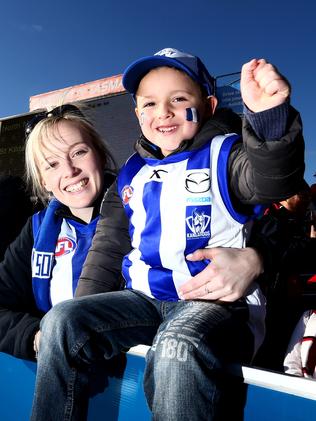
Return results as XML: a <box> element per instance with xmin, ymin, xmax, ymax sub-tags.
<box><xmin>55</xmin><ymin>237</ymin><xmax>76</xmax><ymax>257</ymax></box>
<box><xmin>186</xmin><ymin>209</ymin><xmax>211</xmax><ymax>239</ymax></box>
<box><xmin>185</xmin><ymin>171</ymin><xmax>211</xmax><ymax>193</ymax></box>
<box><xmin>150</xmin><ymin>169</ymin><xmax>168</xmax><ymax>181</ymax></box>
<box><xmin>121</xmin><ymin>185</ymin><xmax>134</xmax><ymax>205</ymax></box>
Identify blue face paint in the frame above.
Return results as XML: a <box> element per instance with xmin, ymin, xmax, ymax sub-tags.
<box><xmin>140</xmin><ymin>111</ymin><xmax>145</xmax><ymax>126</ymax></box>
<box><xmin>186</xmin><ymin>107</ymin><xmax>199</xmax><ymax>123</ymax></box>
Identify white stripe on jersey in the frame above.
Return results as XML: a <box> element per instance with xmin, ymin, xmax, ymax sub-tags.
<box><xmin>158</xmin><ymin>160</ymin><xmax>191</xmax><ymax>289</ymax></box>
<box><xmin>50</xmin><ymin>220</ymin><xmax>76</xmax><ymax>306</ymax></box>
<box><xmin>129</xmin><ymin>165</ymin><xmax>151</xmax><ymax>250</ymax></box>
<box><xmin>128</xmin><ymin>249</ymin><xmax>153</xmax><ymax>297</ymax></box>
<box><xmin>127</xmin><ymin>165</ymin><xmax>160</xmax><ymax>298</ymax></box>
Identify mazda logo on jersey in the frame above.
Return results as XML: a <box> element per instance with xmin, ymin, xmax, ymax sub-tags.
<box><xmin>55</xmin><ymin>237</ymin><xmax>76</xmax><ymax>257</ymax></box>
<box><xmin>185</xmin><ymin>171</ymin><xmax>211</xmax><ymax>193</ymax></box>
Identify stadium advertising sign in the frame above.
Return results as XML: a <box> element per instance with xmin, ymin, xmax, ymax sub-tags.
<box><xmin>215</xmin><ymin>73</ymin><xmax>242</xmax><ymax>115</ymax></box>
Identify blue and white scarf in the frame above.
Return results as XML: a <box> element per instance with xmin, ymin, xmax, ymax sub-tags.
<box><xmin>31</xmin><ymin>199</ymin><xmax>64</xmax><ymax>312</ymax></box>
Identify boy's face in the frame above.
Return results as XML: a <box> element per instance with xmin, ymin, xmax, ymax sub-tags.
<box><xmin>135</xmin><ymin>67</ymin><xmax>217</xmax><ymax>157</ymax></box>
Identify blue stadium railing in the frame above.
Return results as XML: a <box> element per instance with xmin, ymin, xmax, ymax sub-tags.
<box><xmin>1</xmin><ymin>346</ymin><xmax>316</xmax><ymax>420</ymax></box>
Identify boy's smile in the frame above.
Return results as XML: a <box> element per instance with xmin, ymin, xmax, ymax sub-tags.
<box><xmin>135</xmin><ymin>67</ymin><xmax>216</xmax><ymax>157</ymax></box>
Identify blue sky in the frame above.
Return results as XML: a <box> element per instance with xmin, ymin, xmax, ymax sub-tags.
<box><xmin>0</xmin><ymin>0</ymin><xmax>315</xmax><ymax>184</ymax></box>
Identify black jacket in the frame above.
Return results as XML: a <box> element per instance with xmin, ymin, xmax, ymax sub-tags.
<box><xmin>0</xmin><ymin>172</ymin><xmax>115</xmax><ymax>361</ymax></box>
<box><xmin>0</xmin><ymin>174</ymin><xmax>35</xmax><ymax>261</ymax></box>
<box><xmin>76</xmin><ymin>106</ymin><xmax>305</xmax><ymax>297</ymax></box>
<box><xmin>251</xmin><ymin>204</ymin><xmax>316</xmax><ymax>370</ymax></box>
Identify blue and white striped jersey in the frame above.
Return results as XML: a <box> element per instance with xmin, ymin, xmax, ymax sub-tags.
<box><xmin>118</xmin><ymin>134</ymin><xmax>266</xmax><ymax>350</ymax></box>
<box><xmin>118</xmin><ymin>134</ymin><xmax>251</xmax><ymax>300</ymax></box>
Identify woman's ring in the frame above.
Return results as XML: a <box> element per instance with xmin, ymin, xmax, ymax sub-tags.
<box><xmin>205</xmin><ymin>284</ymin><xmax>211</xmax><ymax>294</ymax></box>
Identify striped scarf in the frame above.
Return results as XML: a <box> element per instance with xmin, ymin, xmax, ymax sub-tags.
<box><xmin>31</xmin><ymin>199</ymin><xmax>63</xmax><ymax>312</ymax></box>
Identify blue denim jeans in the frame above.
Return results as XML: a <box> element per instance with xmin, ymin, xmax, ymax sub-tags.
<box><xmin>31</xmin><ymin>290</ymin><xmax>253</xmax><ymax>421</ymax></box>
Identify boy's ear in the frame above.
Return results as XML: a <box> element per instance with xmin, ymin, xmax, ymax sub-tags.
<box><xmin>205</xmin><ymin>95</ymin><xmax>218</xmax><ymax>117</ymax></box>
<box><xmin>135</xmin><ymin>107</ymin><xmax>140</xmax><ymax>120</ymax></box>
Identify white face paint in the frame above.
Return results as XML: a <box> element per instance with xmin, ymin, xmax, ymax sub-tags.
<box><xmin>185</xmin><ymin>107</ymin><xmax>200</xmax><ymax>123</ymax></box>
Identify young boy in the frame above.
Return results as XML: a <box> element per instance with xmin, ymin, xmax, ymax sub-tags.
<box><xmin>31</xmin><ymin>49</ymin><xmax>305</xmax><ymax>420</ymax></box>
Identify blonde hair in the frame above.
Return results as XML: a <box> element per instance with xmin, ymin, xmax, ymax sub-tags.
<box><xmin>25</xmin><ymin>106</ymin><xmax>116</xmax><ymax>204</ymax></box>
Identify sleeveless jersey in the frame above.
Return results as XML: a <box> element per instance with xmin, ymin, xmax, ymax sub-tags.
<box><xmin>118</xmin><ymin>134</ymin><xmax>266</xmax><ymax>350</ymax></box>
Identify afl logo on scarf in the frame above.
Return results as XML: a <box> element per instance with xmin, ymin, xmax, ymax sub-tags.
<box><xmin>121</xmin><ymin>185</ymin><xmax>134</xmax><ymax>205</ymax></box>
<box><xmin>55</xmin><ymin>237</ymin><xmax>76</xmax><ymax>257</ymax></box>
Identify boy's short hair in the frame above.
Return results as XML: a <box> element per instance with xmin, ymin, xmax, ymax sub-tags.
<box><xmin>123</xmin><ymin>47</ymin><xmax>215</xmax><ymax>98</ymax></box>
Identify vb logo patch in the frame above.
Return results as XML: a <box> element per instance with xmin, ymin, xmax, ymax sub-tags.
<box><xmin>121</xmin><ymin>185</ymin><xmax>134</xmax><ymax>205</ymax></box>
<box><xmin>55</xmin><ymin>237</ymin><xmax>76</xmax><ymax>257</ymax></box>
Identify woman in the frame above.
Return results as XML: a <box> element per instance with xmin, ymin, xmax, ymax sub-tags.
<box><xmin>0</xmin><ymin>104</ymin><xmax>117</xmax><ymax>361</ymax></box>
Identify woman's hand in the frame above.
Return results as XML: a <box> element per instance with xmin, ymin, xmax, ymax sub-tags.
<box><xmin>179</xmin><ymin>247</ymin><xmax>263</xmax><ymax>302</ymax></box>
<box><xmin>33</xmin><ymin>330</ymin><xmax>41</xmax><ymax>358</ymax></box>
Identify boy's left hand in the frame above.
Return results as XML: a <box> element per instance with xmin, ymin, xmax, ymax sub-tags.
<box><xmin>179</xmin><ymin>247</ymin><xmax>263</xmax><ymax>302</ymax></box>
<box><xmin>241</xmin><ymin>58</ymin><xmax>290</xmax><ymax>112</ymax></box>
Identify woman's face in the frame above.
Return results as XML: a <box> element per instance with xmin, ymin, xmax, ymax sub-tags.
<box><xmin>38</xmin><ymin>120</ymin><xmax>104</xmax><ymax>222</ymax></box>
